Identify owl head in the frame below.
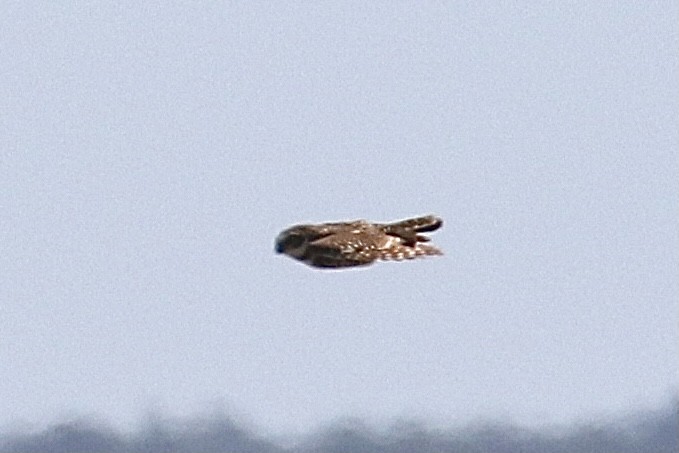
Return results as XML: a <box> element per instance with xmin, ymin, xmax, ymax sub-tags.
<box><xmin>275</xmin><ymin>225</ymin><xmax>328</xmax><ymax>258</ymax></box>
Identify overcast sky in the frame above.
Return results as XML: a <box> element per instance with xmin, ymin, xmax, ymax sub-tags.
<box><xmin>1</xmin><ymin>1</ymin><xmax>677</xmax><ymax>437</ymax></box>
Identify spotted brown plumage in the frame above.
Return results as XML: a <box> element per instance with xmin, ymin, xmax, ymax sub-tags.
<box><xmin>275</xmin><ymin>215</ymin><xmax>443</xmax><ymax>269</ymax></box>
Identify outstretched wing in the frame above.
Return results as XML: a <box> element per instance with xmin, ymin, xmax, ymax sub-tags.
<box><xmin>382</xmin><ymin>215</ymin><xmax>443</xmax><ymax>246</ymax></box>
<box><xmin>384</xmin><ymin>215</ymin><xmax>443</xmax><ymax>233</ymax></box>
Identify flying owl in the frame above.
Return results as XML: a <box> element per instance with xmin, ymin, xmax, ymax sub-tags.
<box><xmin>275</xmin><ymin>215</ymin><xmax>443</xmax><ymax>269</ymax></box>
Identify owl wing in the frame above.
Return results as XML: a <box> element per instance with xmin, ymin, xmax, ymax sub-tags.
<box><xmin>384</xmin><ymin>215</ymin><xmax>442</xmax><ymax>233</ymax></box>
<box><xmin>382</xmin><ymin>215</ymin><xmax>443</xmax><ymax>245</ymax></box>
<box><xmin>305</xmin><ymin>231</ymin><xmax>388</xmax><ymax>268</ymax></box>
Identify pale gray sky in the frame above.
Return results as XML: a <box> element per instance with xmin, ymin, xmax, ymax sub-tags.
<box><xmin>1</xmin><ymin>1</ymin><xmax>677</xmax><ymax>437</ymax></box>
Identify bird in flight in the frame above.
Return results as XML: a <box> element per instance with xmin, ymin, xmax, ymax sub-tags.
<box><xmin>275</xmin><ymin>215</ymin><xmax>443</xmax><ymax>269</ymax></box>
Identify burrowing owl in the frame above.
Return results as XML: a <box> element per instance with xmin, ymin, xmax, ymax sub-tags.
<box><xmin>275</xmin><ymin>215</ymin><xmax>443</xmax><ymax>269</ymax></box>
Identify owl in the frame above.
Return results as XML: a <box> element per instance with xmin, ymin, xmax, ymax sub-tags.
<box><xmin>275</xmin><ymin>215</ymin><xmax>443</xmax><ymax>269</ymax></box>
